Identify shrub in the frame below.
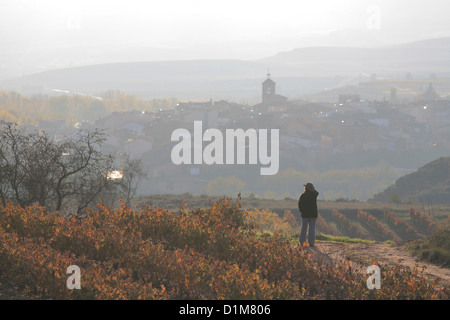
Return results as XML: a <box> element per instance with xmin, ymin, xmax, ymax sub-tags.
<box><xmin>0</xmin><ymin>199</ymin><xmax>448</xmax><ymax>300</ymax></box>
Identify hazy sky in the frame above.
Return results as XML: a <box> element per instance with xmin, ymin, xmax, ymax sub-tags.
<box><xmin>1</xmin><ymin>0</ymin><xmax>450</xmax><ymax>75</ymax></box>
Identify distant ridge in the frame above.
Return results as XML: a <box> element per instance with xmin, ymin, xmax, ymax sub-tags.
<box><xmin>0</xmin><ymin>59</ymin><xmax>341</xmax><ymax>100</ymax></box>
<box><xmin>0</xmin><ymin>59</ymin><xmax>276</xmax><ymax>100</ymax></box>
<box><xmin>1</xmin><ymin>37</ymin><xmax>450</xmax><ymax>99</ymax></box>
<box><xmin>258</xmin><ymin>36</ymin><xmax>450</xmax><ymax>77</ymax></box>
<box><xmin>371</xmin><ymin>157</ymin><xmax>450</xmax><ymax>204</ymax></box>
<box><xmin>261</xmin><ymin>36</ymin><xmax>450</xmax><ymax>61</ymax></box>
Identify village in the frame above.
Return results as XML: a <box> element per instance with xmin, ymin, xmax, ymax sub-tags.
<box><xmin>32</xmin><ymin>74</ymin><xmax>450</xmax><ymax>198</ymax></box>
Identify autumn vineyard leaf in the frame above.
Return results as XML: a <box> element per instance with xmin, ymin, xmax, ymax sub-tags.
<box><xmin>0</xmin><ymin>199</ymin><xmax>448</xmax><ymax>300</ymax></box>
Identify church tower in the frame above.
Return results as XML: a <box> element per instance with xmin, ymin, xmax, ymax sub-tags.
<box><xmin>262</xmin><ymin>72</ymin><xmax>276</xmax><ymax>105</ymax></box>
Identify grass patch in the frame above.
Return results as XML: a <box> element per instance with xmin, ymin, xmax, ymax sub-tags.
<box><xmin>408</xmin><ymin>228</ymin><xmax>450</xmax><ymax>268</ymax></box>
<box><xmin>316</xmin><ymin>233</ymin><xmax>378</xmax><ymax>244</ymax></box>
<box><xmin>286</xmin><ymin>233</ymin><xmax>394</xmax><ymax>245</ymax></box>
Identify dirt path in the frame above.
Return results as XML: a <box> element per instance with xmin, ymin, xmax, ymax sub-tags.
<box><xmin>314</xmin><ymin>242</ymin><xmax>450</xmax><ymax>286</ymax></box>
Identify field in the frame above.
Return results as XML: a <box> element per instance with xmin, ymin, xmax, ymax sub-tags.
<box><xmin>135</xmin><ymin>194</ymin><xmax>448</xmax><ymax>242</ymax></box>
<box><xmin>0</xmin><ymin>195</ymin><xmax>449</xmax><ymax>300</ymax></box>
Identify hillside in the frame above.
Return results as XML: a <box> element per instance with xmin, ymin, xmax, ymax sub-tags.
<box><xmin>371</xmin><ymin>157</ymin><xmax>450</xmax><ymax>204</ymax></box>
<box><xmin>0</xmin><ymin>59</ymin><xmax>342</xmax><ymax>101</ymax></box>
<box><xmin>0</xmin><ymin>199</ymin><xmax>448</xmax><ymax>300</ymax></box>
<box><xmin>2</xmin><ymin>37</ymin><xmax>450</xmax><ymax>101</ymax></box>
<box><xmin>259</xmin><ymin>37</ymin><xmax>450</xmax><ymax>78</ymax></box>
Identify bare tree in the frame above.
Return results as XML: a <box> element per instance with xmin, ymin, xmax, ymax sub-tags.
<box><xmin>0</xmin><ymin>121</ymin><xmax>34</xmax><ymax>207</ymax></box>
<box><xmin>51</xmin><ymin>129</ymin><xmax>116</xmax><ymax>213</ymax></box>
<box><xmin>0</xmin><ymin>121</ymin><xmax>116</xmax><ymax>214</ymax></box>
<box><xmin>117</xmin><ymin>154</ymin><xmax>147</xmax><ymax>205</ymax></box>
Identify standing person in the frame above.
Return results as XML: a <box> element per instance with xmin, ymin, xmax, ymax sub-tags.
<box><xmin>298</xmin><ymin>183</ymin><xmax>319</xmax><ymax>247</ymax></box>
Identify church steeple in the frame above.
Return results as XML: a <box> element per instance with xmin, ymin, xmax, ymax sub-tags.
<box><xmin>262</xmin><ymin>71</ymin><xmax>276</xmax><ymax>104</ymax></box>
<box><xmin>257</xmin><ymin>72</ymin><xmax>288</xmax><ymax>110</ymax></box>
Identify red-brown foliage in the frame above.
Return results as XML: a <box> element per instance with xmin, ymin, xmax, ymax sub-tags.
<box><xmin>0</xmin><ymin>199</ymin><xmax>447</xmax><ymax>300</ymax></box>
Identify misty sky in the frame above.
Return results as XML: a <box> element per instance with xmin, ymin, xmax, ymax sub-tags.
<box><xmin>1</xmin><ymin>0</ymin><xmax>450</xmax><ymax>76</ymax></box>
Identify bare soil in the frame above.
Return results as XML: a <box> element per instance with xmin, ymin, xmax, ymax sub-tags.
<box><xmin>314</xmin><ymin>242</ymin><xmax>450</xmax><ymax>286</ymax></box>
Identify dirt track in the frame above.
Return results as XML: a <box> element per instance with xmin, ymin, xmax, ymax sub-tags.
<box><xmin>314</xmin><ymin>242</ymin><xmax>450</xmax><ymax>286</ymax></box>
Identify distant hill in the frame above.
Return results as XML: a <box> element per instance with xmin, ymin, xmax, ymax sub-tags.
<box><xmin>0</xmin><ymin>59</ymin><xmax>267</xmax><ymax>95</ymax></box>
<box><xmin>0</xmin><ymin>59</ymin><xmax>335</xmax><ymax>101</ymax></box>
<box><xmin>1</xmin><ymin>37</ymin><xmax>450</xmax><ymax>100</ymax></box>
<box><xmin>259</xmin><ymin>37</ymin><xmax>450</xmax><ymax>78</ymax></box>
<box><xmin>371</xmin><ymin>157</ymin><xmax>450</xmax><ymax>204</ymax></box>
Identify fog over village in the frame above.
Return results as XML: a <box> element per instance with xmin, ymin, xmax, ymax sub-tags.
<box><xmin>1</xmin><ymin>0</ymin><xmax>450</xmax><ymax>202</ymax></box>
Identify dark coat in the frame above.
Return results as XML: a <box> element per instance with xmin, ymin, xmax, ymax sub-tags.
<box><xmin>298</xmin><ymin>189</ymin><xmax>319</xmax><ymax>218</ymax></box>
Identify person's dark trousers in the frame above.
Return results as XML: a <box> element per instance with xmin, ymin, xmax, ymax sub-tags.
<box><xmin>299</xmin><ymin>218</ymin><xmax>317</xmax><ymax>246</ymax></box>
